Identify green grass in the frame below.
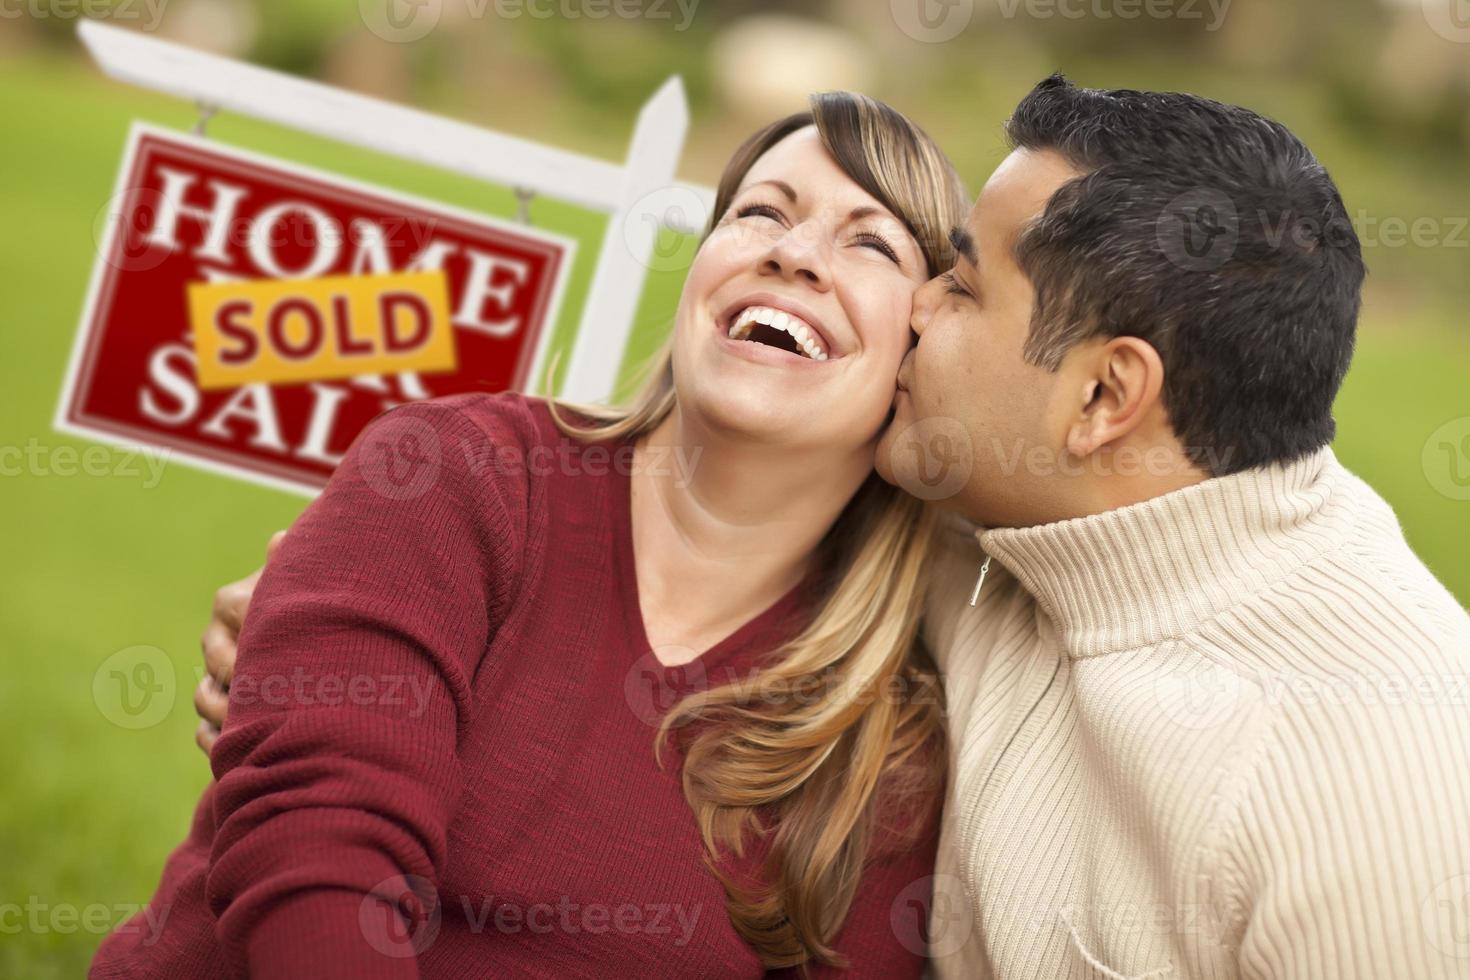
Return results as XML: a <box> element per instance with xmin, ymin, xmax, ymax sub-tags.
<box><xmin>1</xmin><ymin>50</ymin><xmax>1465</xmax><ymax>978</ymax></box>
<box><xmin>0</xmin><ymin>50</ymin><xmax>690</xmax><ymax>977</ymax></box>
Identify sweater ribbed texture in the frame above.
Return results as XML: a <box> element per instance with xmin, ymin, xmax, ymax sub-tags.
<box><xmin>924</xmin><ymin>448</ymin><xmax>1470</xmax><ymax>979</ymax></box>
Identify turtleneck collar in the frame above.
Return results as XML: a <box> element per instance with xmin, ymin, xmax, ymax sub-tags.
<box><xmin>975</xmin><ymin>447</ymin><xmax>1353</xmax><ymax>658</ymax></box>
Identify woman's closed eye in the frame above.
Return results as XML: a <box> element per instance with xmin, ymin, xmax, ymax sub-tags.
<box><xmin>736</xmin><ymin>202</ymin><xmax>786</xmax><ymax>224</ymax></box>
<box><xmin>852</xmin><ymin>230</ymin><xmax>901</xmax><ymax>265</ymax></box>
<box><xmin>735</xmin><ymin>203</ymin><xmax>904</xmax><ymax>267</ymax></box>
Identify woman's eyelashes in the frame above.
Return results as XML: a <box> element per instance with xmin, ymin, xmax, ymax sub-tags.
<box><xmin>733</xmin><ymin>202</ymin><xmax>903</xmax><ymax>266</ymax></box>
<box><xmin>736</xmin><ymin>202</ymin><xmax>785</xmax><ymax>224</ymax></box>
<box><xmin>852</xmin><ymin>230</ymin><xmax>901</xmax><ymax>264</ymax></box>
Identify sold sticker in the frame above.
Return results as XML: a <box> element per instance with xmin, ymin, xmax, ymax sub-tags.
<box><xmin>189</xmin><ymin>270</ymin><xmax>457</xmax><ymax>390</ymax></box>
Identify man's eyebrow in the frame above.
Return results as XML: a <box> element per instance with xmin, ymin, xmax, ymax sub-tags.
<box><xmin>740</xmin><ymin>179</ymin><xmax>798</xmax><ymax>202</ymax></box>
<box><xmin>949</xmin><ymin>226</ymin><xmax>978</xmax><ymax>265</ymax></box>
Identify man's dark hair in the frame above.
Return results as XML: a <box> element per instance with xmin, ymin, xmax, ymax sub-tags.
<box><xmin>1005</xmin><ymin>73</ymin><xmax>1365</xmax><ymax>476</ymax></box>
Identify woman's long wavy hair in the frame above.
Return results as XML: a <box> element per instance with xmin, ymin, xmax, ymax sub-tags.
<box><xmin>550</xmin><ymin>92</ymin><xmax>969</xmax><ymax>971</ymax></box>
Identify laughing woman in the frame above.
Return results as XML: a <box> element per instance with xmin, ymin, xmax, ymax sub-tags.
<box><xmin>92</xmin><ymin>92</ymin><xmax>967</xmax><ymax>979</ymax></box>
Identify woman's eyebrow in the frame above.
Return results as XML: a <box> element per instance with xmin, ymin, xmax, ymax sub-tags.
<box><xmin>740</xmin><ymin>179</ymin><xmax>798</xmax><ymax>202</ymax></box>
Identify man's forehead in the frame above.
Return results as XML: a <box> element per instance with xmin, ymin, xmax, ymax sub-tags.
<box><xmin>968</xmin><ymin>148</ymin><xmax>1082</xmax><ymax>259</ymax></box>
<box><xmin>987</xmin><ymin>146</ymin><xmax>1081</xmax><ymax>195</ymax></box>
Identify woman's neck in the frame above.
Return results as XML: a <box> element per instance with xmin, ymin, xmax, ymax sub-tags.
<box><xmin>630</xmin><ymin>409</ymin><xmax>871</xmax><ymax>660</ymax></box>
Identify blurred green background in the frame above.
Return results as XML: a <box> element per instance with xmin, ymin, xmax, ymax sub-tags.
<box><xmin>2</xmin><ymin>0</ymin><xmax>1468</xmax><ymax>974</ymax></box>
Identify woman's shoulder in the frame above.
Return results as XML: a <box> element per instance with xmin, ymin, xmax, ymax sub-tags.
<box><xmin>361</xmin><ymin>392</ymin><xmax>580</xmax><ymax>480</ymax></box>
<box><xmin>354</xmin><ymin>390</ymin><xmax>627</xmax><ymax>521</ymax></box>
<box><xmin>335</xmin><ymin>392</ymin><xmax>556</xmax><ymax>540</ymax></box>
<box><xmin>404</xmin><ymin>390</ymin><xmax>621</xmax><ymax>450</ymax></box>
<box><xmin>389</xmin><ymin>390</ymin><xmax>552</xmax><ymax>450</ymax></box>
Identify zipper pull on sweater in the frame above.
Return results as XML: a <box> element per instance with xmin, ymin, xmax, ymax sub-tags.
<box><xmin>968</xmin><ymin>555</ymin><xmax>992</xmax><ymax>607</ymax></box>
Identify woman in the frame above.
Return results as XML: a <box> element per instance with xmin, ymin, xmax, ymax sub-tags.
<box><xmin>92</xmin><ymin>92</ymin><xmax>968</xmax><ymax>978</ymax></box>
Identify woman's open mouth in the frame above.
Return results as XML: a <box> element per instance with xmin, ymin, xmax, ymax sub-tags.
<box><xmin>723</xmin><ymin>306</ymin><xmax>829</xmax><ymax>361</ymax></box>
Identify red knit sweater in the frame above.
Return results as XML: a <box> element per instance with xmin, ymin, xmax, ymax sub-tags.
<box><xmin>90</xmin><ymin>393</ymin><xmax>941</xmax><ymax>979</ymax></box>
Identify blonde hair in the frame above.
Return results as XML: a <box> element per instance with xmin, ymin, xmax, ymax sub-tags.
<box><xmin>551</xmin><ymin>92</ymin><xmax>968</xmax><ymax>970</ymax></box>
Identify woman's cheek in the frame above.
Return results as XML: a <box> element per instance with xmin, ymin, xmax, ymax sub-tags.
<box><xmin>880</xmin><ymin>293</ymin><xmax>917</xmax><ymax>366</ymax></box>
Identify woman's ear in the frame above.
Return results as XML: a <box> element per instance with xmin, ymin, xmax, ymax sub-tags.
<box><xmin>1063</xmin><ymin>336</ymin><xmax>1166</xmax><ymax>458</ymax></box>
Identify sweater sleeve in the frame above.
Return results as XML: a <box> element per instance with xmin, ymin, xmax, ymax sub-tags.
<box><xmin>1228</xmin><ymin>684</ymin><xmax>1470</xmax><ymax>979</ymax></box>
<box><xmin>204</xmin><ymin>400</ymin><xmax>526</xmax><ymax>978</ymax></box>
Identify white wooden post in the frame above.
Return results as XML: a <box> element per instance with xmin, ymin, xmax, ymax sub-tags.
<box><xmin>561</xmin><ymin>77</ymin><xmax>690</xmax><ymax>405</ymax></box>
<box><xmin>75</xmin><ymin>19</ymin><xmax>713</xmax><ymax>404</ymax></box>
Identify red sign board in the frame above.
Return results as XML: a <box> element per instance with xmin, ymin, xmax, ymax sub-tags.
<box><xmin>57</xmin><ymin>124</ymin><xmax>574</xmax><ymax>494</ymax></box>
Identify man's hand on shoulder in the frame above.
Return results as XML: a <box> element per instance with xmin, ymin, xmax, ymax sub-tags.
<box><xmin>194</xmin><ymin>530</ymin><xmax>285</xmax><ymax>755</ymax></box>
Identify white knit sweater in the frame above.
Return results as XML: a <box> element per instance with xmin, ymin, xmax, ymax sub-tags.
<box><xmin>924</xmin><ymin>447</ymin><xmax>1470</xmax><ymax>979</ymax></box>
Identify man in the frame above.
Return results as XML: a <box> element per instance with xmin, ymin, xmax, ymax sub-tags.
<box><xmin>876</xmin><ymin>74</ymin><xmax>1470</xmax><ymax>978</ymax></box>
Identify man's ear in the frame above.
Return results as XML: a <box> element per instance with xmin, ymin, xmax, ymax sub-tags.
<box><xmin>1063</xmin><ymin>336</ymin><xmax>1166</xmax><ymax>457</ymax></box>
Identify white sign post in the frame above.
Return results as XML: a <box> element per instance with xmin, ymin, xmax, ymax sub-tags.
<box><xmin>75</xmin><ymin>19</ymin><xmax>715</xmax><ymax>406</ymax></box>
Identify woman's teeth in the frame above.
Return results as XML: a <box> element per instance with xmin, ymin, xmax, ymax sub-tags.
<box><xmin>726</xmin><ymin>306</ymin><xmax>829</xmax><ymax>361</ymax></box>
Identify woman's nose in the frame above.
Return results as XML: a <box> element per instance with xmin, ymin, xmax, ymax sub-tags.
<box><xmin>758</xmin><ymin>223</ymin><xmax>831</xmax><ymax>289</ymax></box>
<box><xmin>910</xmin><ymin>275</ymin><xmax>941</xmax><ymax>336</ymax></box>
